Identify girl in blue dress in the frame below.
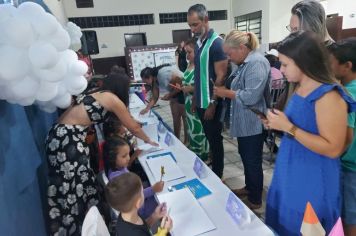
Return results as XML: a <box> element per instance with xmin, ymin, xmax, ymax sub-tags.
<box><xmin>264</xmin><ymin>31</ymin><xmax>356</xmax><ymax>235</ymax></box>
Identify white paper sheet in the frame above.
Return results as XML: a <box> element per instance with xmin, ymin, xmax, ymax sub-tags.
<box><xmin>145</xmin><ymin>155</ymin><xmax>185</xmax><ymax>182</ymax></box>
<box><xmin>129</xmin><ymin>93</ymin><xmax>144</xmax><ymax>109</ymax></box>
<box><xmin>157</xmin><ymin>188</ymin><xmax>216</xmax><ymax>236</ymax></box>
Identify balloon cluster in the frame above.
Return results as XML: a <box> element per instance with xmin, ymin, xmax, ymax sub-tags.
<box><xmin>0</xmin><ymin>2</ymin><xmax>88</xmax><ymax>112</ymax></box>
<box><xmin>66</xmin><ymin>21</ymin><xmax>82</xmax><ymax>51</ymax></box>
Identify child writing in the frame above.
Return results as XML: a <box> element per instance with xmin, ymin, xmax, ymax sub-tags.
<box><xmin>105</xmin><ymin>172</ymin><xmax>173</xmax><ymax>236</ymax></box>
<box><xmin>103</xmin><ymin>136</ymin><xmax>164</xmax><ymax>219</ymax></box>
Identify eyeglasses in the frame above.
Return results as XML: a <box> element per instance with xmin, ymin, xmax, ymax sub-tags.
<box><xmin>286</xmin><ymin>25</ymin><xmax>299</xmax><ymax>33</ymax></box>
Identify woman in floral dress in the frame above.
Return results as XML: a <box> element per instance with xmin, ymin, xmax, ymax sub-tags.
<box><xmin>45</xmin><ymin>73</ymin><xmax>157</xmax><ymax>235</ymax></box>
<box><xmin>180</xmin><ymin>39</ymin><xmax>209</xmax><ymax>160</ymax></box>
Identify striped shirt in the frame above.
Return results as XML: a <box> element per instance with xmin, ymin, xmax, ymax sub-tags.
<box><xmin>230</xmin><ymin>51</ymin><xmax>271</xmax><ymax>137</ymax></box>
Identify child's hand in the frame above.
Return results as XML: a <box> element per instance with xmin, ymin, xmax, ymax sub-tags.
<box><xmin>153</xmin><ymin>181</ymin><xmax>164</xmax><ymax>193</ymax></box>
<box><xmin>160</xmin><ymin>215</ymin><xmax>173</xmax><ymax>231</ymax></box>
<box><xmin>152</xmin><ymin>203</ymin><xmax>167</xmax><ymax>220</ymax></box>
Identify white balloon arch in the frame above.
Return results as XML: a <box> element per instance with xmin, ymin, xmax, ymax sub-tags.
<box><xmin>0</xmin><ymin>2</ymin><xmax>87</xmax><ymax>112</ymax></box>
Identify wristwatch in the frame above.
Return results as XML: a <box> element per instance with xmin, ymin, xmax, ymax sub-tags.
<box><xmin>287</xmin><ymin>125</ymin><xmax>297</xmax><ymax>138</ymax></box>
<box><xmin>209</xmin><ymin>99</ymin><xmax>217</xmax><ymax>105</ymax></box>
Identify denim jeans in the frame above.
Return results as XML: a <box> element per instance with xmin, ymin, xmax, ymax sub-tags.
<box><xmin>197</xmin><ymin>105</ymin><xmax>224</xmax><ymax>178</ymax></box>
<box><xmin>237</xmin><ymin>133</ymin><xmax>264</xmax><ymax>204</ymax></box>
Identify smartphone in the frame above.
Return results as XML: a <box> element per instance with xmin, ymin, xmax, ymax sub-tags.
<box><xmin>248</xmin><ymin>107</ymin><xmax>267</xmax><ymax>119</ymax></box>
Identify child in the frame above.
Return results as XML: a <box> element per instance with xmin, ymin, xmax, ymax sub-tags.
<box><xmin>105</xmin><ymin>172</ymin><xmax>173</xmax><ymax>236</ymax></box>
<box><xmin>102</xmin><ymin>115</ymin><xmax>148</xmax><ymax>180</ymax></box>
<box><xmin>328</xmin><ymin>38</ymin><xmax>356</xmax><ymax>236</ymax></box>
<box><xmin>103</xmin><ymin>136</ymin><xmax>164</xmax><ymax>219</ymax></box>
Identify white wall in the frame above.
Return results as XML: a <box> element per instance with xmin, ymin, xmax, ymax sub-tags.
<box><xmin>43</xmin><ymin>0</ymin><xmax>68</xmax><ymax>25</ymax></box>
<box><xmin>62</xmin><ymin>0</ymin><xmax>232</xmax><ymax>58</ymax></box>
<box><xmin>269</xmin><ymin>0</ymin><xmax>299</xmax><ymax>43</ymax></box>
<box><xmin>326</xmin><ymin>0</ymin><xmax>356</xmax><ymax>29</ymax></box>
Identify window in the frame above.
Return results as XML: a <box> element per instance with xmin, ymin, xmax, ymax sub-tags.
<box><xmin>69</xmin><ymin>14</ymin><xmax>154</xmax><ymax>29</ymax></box>
<box><xmin>159</xmin><ymin>10</ymin><xmax>227</xmax><ymax>24</ymax></box>
<box><xmin>235</xmin><ymin>11</ymin><xmax>262</xmax><ymax>41</ymax></box>
<box><xmin>76</xmin><ymin>0</ymin><xmax>94</xmax><ymax>8</ymax></box>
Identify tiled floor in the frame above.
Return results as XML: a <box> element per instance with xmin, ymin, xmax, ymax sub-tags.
<box><xmin>152</xmin><ymin>100</ymin><xmax>277</xmax><ymax>221</ymax></box>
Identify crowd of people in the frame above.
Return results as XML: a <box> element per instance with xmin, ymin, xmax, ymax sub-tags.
<box><xmin>42</xmin><ymin>1</ymin><xmax>356</xmax><ymax>236</ymax></box>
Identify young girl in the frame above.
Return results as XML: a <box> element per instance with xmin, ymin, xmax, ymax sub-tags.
<box><xmin>103</xmin><ymin>136</ymin><xmax>164</xmax><ymax>219</ymax></box>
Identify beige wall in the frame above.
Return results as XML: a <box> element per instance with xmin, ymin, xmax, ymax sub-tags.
<box><xmin>62</xmin><ymin>0</ymin><xmax>232</xmax><ymax>58</ymax></box>
<box><xmin>43</xmin><ymin>0</ymin><xmax>68</xmax><ymax>25</ymax></box>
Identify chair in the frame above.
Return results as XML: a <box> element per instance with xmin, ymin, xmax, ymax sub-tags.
<box><xmin>264</xmin><ymin>78</ymin><xmax>287</xmax><ymax>163</ymax></box>
<box><xmin>81</xmin><ymin>206</ymin><xmax>110</xmax><ymax>236</ymax></box>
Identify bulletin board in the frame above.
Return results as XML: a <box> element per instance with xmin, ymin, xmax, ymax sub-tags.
<box><xmin>125</xmin><ymin>44</ymin><xmax>177</xmax><ymax>81</ymax></box>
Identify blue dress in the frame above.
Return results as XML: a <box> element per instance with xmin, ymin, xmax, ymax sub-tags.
<box><xmin>266</xmin><ymin>84</ymin><xmax>356</xmax><ymax>235</ymax></box>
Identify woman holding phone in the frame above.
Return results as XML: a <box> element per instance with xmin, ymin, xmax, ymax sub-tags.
<box><xmin>213</xmin><ymin>30</ymin><xmax>270</xmax><ymax>209</ymax></box>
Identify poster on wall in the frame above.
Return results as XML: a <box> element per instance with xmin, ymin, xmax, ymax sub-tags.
<box><xmin>125</xmin><ymin>44</ymin><xmax>177</xmax><ymax>81</ymax></box>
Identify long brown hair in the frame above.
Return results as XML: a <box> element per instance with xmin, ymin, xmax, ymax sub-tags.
<box><xmin>278</xmin><ymin>31</ymin><xmax>336</xmax><ymax>84</ymax></box>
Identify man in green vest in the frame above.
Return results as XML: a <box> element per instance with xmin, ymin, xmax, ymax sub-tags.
<box><xmin>187</xmin><ymin>4</ymin><xmax>228</xmax><ymax>178</ymax></box>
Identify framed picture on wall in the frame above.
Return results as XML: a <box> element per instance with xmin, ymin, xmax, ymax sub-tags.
<box><xmin>125</xmin><ymin>44</ymin><xmax>177</xmax><ymax>81</ymax></box>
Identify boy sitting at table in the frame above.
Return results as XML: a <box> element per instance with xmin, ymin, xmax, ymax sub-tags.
<box><xmin>105</xmin><ymin>172</ymin><xmax>173</xmax><ymax>236</ymax></box>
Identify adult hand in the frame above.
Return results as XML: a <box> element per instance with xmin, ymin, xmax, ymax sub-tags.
<box><xmin>161</xmin><ymin>94</ymin><xmax>170</xmax><ymax>101</ymax></box>
<box><xmin>181</xmin><ymin>85</ymin><xmax>193</xmax><ymax>94</ymax></box>
<box><xmin>152</xmin><ymin>181</ymin><xmax>164</xmax><ymax>193</ymax></box>
<box><xmin>160</xmin><ymin>215</ymin><xmax>173</xmax><ymax>231</ymax></box>
<box><xmin>266</xmin><ymin>109</ymin><xmax>293</xmax><ymax>132</ymax></box>
<box><xmin>146</xmin><ymin>139</ymin><xmax>159</xmax><ymax>146</ymax></box>
<box><xmin>204</xmin><ymin>104</ymin><xmax>216</xmax><ymax>120</ymax></box>
<box><xmin>213</xmin><ymin>86</ymin><xmax>227</xmax><ymax>98</ymax></box>
<box><xmin>140</xmin><ymin>107</ymin><xmax>149</xmax><ymax>115</ymax></box>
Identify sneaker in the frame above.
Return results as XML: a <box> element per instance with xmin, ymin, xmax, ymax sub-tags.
<box><xmin>232</xmin><ymin>187</ymin><xmax>249</xmax><ymax>197</ymax></box>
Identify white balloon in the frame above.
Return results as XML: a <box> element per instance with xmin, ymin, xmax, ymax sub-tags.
<box><xmin>51</xmin><ymin>92</ymin><xmax>72</xmax><ymax>109</ymax></box>
<box><xmin>60</xmin><ymin>50</ymin><xmax>78</xmax><ymax>64</ymax></box>
<box><xmin>65</xmin><ymin>76</ymin><xmax>87</xmax><ymax>95</ymax></box>
<box><xmin>0</xmin><ymin>4</ymin><xmax>17</xmax><ymax>23</ymax></box>
<box><xmin>33</xmin><ymin>57</ymin><xmax>68</xmax><ymax>82</ymax></box>
<box><xmin>0</xmin><ymin>45</ymin><xmax>30</xmax><ymax>81</ymax></box>
<box><xmin>17</xmin><ymin>96</ymin><xmax>36</xmax><ymax>106</ymax></box>
<box><xmin>2</xmin><ymin>15</ymin><xmax>35</xmax><ymax>48</ymax></box>
<box><xmin>18</xmin><ymin>2</ymin><xmax>45</xmax><ymax>19</ymax></box>
<box><xmin>30</xmin><ymin>13</ymin><xmax>59</xmax><ymax>38</ymax></box>
<box><xmin>44</xmin><ymin>27</ymin><xmax>71</xmax><ymax>52</ymax></box>
<box><xmin>29</xmin><ymin>42</ymin><xmax>59</xmax><ymax>69</ymax></box>
<box><xmin>69</xmin><ymin>60</ymin><xmax>88</xmax><ymax>76</ymax></box>
<box><xmin>10</xmin><ymin>76</ymin><xmax>39</xmax><ymax>99</ymax></box>
<box><xmin>66</xmin><ymin>21</ymin><xmax>82</xmax><ymax>51</ymax></box>
<box><xmin>35</xmin><ymin>81</ymin><xmax>58</xmax><ymax>101</ymax></box>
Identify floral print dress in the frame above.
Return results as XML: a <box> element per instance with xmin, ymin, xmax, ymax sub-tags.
<box><xmin>45</xmin><ymin>94</ymin><xmax>109</xmax><ymax>235</ymax></box>
<box><xmin>182</xmin><ymin>68</ymin><xmax>209</xmax><ymax>160</ymax></box>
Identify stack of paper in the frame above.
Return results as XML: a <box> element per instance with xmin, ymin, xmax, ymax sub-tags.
<box><xmin>157</xmin><ymin>188</ymin><xmax>216</xmax><ymax>236</ymax></box>
<box><xmin>145</xmin><ymin>154</ymin><xmax>185</xmax><ymax>182</ymax></box>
